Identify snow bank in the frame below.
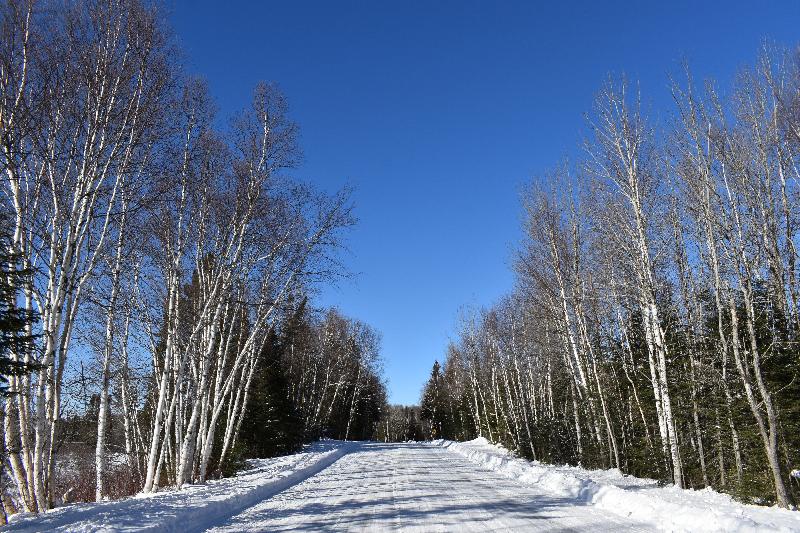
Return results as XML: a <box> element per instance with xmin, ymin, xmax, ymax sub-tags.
<box><xmin>432</xmin><ymin>437</ymin><xmax>800</xmax><ymax>532</ymax></box>
<box><xmin>4</xmin><ymin>440</ymin><xmax>354</xmax><ymax>533</ymax></box>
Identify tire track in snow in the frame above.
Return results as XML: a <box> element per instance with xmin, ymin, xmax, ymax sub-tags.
<box><xmin>203</xmin><ymin>442</ymin><xmax>648</xmax><ymax>532</ymax></box>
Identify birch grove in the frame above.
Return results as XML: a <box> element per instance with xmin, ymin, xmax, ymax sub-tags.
<box><xmin>0</xmin><ymin>0</ymin><xmax>174</xmax><ymax>511</ymax></box>
<box><xmin>424</xmin><ymin>45</ymin><xmax>800</xmax><ymax>508</ymax></box>
<box><xmin>0</xmin><ymin>0</ymin><xmax>384</xmax><ymax>516</ymax></box>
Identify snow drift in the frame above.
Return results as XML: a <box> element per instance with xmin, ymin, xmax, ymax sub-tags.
<box><xmin>3</xmin><ymin>441</ymin><xmax>354</xmax><ymax>533</ymax></box>
<box><xmin>431</xmin><ymin>437</ymin><xmax>800</xmax><ymax>532</ymax></box>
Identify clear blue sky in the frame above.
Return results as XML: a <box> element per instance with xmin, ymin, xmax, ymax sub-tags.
<box><xmin>170</xmin><ymin>1</ymin><xmax>800</xmax><ymax>405</ymax></box>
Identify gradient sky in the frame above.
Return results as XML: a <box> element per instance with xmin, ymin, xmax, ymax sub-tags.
<box><xmin>170</xmin><ymin>0</ymin><xmax>800</xmax><ymax>405</ymax></box>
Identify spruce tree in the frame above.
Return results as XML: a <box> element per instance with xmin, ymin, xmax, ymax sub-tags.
<box><xmin>0</xmin><ymin>211</ymin><xmax>37</xmax><ymax>393</ymax></box>
<box><xmin>239</xmin><ymin>302</ymin><xmax>307</xmax><ymax>457</ymax></box>
<box><xmin>420</xmin><ymin>360</ymin><xmax>445</xmax><ymax>439</ymax></box>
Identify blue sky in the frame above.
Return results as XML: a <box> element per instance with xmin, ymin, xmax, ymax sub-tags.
<box><xmin>170</xmin><ymin>1</ymin><xmax>800</xmax><ymax>405</ymax></box>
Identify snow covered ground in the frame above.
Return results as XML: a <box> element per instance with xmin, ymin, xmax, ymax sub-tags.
<box><xmin>204</xmin><ymin>441</ymin><xmax>641</xmax><ymax>532</ymax></box>
<box><xmin>4</xmin><ymin>438</ymin><xmax>800</xmax><ymax>532</ymax></box>
<box><xmin>3</xmin><ymin>441</ymin><xmax>352</xmax><ymax>533</ymax></box>
<box><xmin>433</xmin><ymin>437</ymin><xmax>800</xmax><ymax>532</ymax></box>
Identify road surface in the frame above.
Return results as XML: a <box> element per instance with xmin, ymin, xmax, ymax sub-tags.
<box><xmin>205</xmin><ymin>442</ymin><xmax>646</xmax><ymax>532</ymax></box>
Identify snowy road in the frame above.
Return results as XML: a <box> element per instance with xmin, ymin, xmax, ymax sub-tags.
<box><xmin>6</xmin><ymin>439</ymin><xmax>800</xmax><ymax>532</ymax></box>
<box><xmin>205</xmin><ymin>442</ymin><xmax>645</xmax><ymax>532</ymax></box>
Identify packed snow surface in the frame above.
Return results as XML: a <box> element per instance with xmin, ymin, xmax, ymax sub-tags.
<box><xmin>4</xmin><ymin>438</ymin><xmax>800</xmax><ymax>532</ymax></box>
<box><xmin>434</xmin><ymin>437</ymin><xmax>800</xmax><ymax>532</ymax></box>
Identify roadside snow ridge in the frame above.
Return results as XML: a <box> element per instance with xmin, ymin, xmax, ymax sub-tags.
<box><xmin>434</xmin><ymin>437</ymin><xmax>800</xmax><ymax>533</ymax></box>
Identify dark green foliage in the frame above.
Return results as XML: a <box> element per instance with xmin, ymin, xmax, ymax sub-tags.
<box><xmin>236</xmin><ymin>301</ymin><xmax>387</xmax><ymax>459</ymax></box>
<box><xmin>420</xmin><ymin>361</ymin><xmax>444</xmax><ymax>439</ymax></box>
<box><xmin>239</xmin><ymin>328</ymin><xmax>304</xmax><ymax>458</ymax></box>
<box><xmin>0</xmin><ymin>212</ymin><xmax>38</xmax><ymax>394</ymax></box>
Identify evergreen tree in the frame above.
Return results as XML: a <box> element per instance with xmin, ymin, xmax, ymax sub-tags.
<box><xmin>239</xmin><ymin>328</ymin><xmax>304</xmax><ymax>458</ymax></box>
<box><xmin>420</xmin><ymin>360</ymin><xmax>446</xmax><ymax>439</ymax></box>
<box><xmin>0</xmin><ymin>212</ymin><xmax>37</xmax><ymax>393</ymax></box>
<box><xmin>238</xmin><ymin>300</ymin><xmax>310</xmax><ymax>458</ymax></box>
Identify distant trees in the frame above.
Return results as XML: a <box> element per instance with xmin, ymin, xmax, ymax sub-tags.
<box><xmin>376</xmin><ymin>405</ymin><xmax>425</xmax><ymax>442</ymax></box>
<box><xmin>0</xmin><ymin>0</ymin><xmax>385</xmax><ymax>516</ymax></box>
<box><xmin>237</xmin><ymin>303</ymin><xmax>386</xmax><ymax>461</ymax></box>
<box><xmin>282</xmin><ymin>308</ymin><xmax>386</xmax><ymax>442</ymax></box>
<box><xmin>427</xmin><ymin>45</ymin><xmax>800</xmax><ymax>508</ymax></box>
<box><xmin>420</xmin><ymin>361</ymin><xmax>444</xmax><ymax>439</ymax></box>
<box><xmin>420</xmin><ymin>359</ymin><xmax>470</xmax><ymax>440</ymax></box>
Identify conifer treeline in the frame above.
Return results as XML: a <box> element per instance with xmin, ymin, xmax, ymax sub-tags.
<box><xmin>421</xmin><ymin>45</ymin><xmax>800</xmax><ymax>508</ymax></box>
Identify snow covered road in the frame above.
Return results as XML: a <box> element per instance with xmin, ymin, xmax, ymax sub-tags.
<box><xmin>205</xmin><ymin>442</ymin><xmax>644</xmax><ymax>532</ymax></box>
<box><xmin>7</xmin><ymin>439</ymin><xmax>800</xmax><ymax>532</ymax></box>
